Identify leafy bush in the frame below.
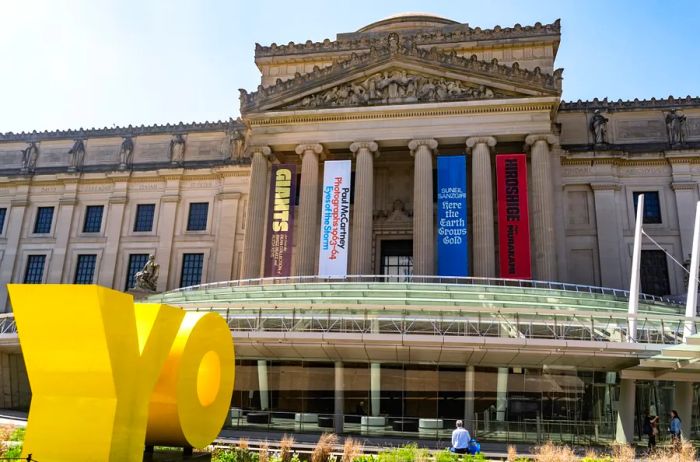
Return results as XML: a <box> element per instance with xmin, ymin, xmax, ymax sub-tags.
<box><xmin>434</xmin><ymin>449</ymin><xmax>459</xmax><ymax>462</ymax></box>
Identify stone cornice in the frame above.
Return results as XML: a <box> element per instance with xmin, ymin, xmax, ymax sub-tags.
<box><xmin>559</xmin><ymin>96</ymin><xmax>700</xmax><ymax>112</ymax></box>
<box><xmin>672</xmin><ymin>182</ymin><xmax>698</xmax><ymax>191</ymax></box>
<box><xmin>246</xmin><ymin>98</ymin><xmax>558</xmax><ymax>127</ymax></box>
<box><xmin>561</xmin><ymin>157</ymin><xmax>676</xmax><ymax>167</ymax></box>
<box><xmin>0</xmin><ymin>119</ymin><xmax>243</xmax><ymax>143</ymax></box>
<box><xmin>254</xmin><ymin>19</ymin><xmax>561</xmax><ymax>58</ymax></box>
<box><xmin>241</xmin><ymin>34</ymin><xmax>563</xmax><ymax>113</ymax></box>
<box><xmin>590</xmin><ymin>182</ymin><xmax>620</xmax><ymax>191</ymax></box>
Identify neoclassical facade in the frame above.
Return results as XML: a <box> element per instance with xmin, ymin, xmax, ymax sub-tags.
<box><xmin>0</xmin><ymin>15</ymin><xmax>699</xmax><ymax>443</ymax></box>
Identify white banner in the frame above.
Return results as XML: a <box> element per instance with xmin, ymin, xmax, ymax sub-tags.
<box><xmin>318</xmin><ymin>160</ymin><xmax>352</xmax><ymax>277</ymax></box>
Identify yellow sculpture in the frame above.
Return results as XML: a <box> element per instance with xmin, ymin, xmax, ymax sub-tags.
<box><xmin>8</xmin><ymin>284</ymin><xmax>235</xmax><ymax>462</ymax></box>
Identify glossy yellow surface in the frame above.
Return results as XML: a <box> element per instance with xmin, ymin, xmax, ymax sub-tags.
<box><xmin>8</xmin><ymin>284</ymin><xmax>235</xmax><ymax>461</ymax></box>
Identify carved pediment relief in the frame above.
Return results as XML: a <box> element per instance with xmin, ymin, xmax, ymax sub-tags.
<box><xmin>287</xmin><ymin>69</ymin><xmax>504</xmax><ymax>110</ymax></box>
<box><xmin>240</xmin><ymin>32</ymin><xmax>563</xmax><ymax>114</ymax></box>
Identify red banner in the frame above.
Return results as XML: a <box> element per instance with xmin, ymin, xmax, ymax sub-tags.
<box><xmin>264</xmin><ymin>164</ymin><xmax>297</xmax><ymax>277</ymax></box>
<box><xmin>496</xmin><ymin>154</ymin><xmax>531</xmax><ymax>279</ymax></box>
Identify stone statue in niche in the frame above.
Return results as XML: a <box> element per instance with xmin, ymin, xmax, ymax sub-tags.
<box><xmin>134</xmin><ymin>254</ymin><xmax>159</xmax><ymax>291</ymax></box>
<box><xmin>118</xmin><ymin>136</ymin><xmax>134</xmax><ymax>170</ymax></box>
<box><xmin>665</xmin><ymin>109</ymin><xmax>687</xmax><ymax>145</ymax></box>
<box><xmin>21</xmin><ymin>142</ymin><xmax>39</xmax><ymax>173</ymax></box>
<box><xmin>589</xmin><ymin>110</ymin><xmax>609</xmax><ymax>144</ymax></box>
<box><xmin>68</xmin><ymin>139</ymin><xmax>86</xmax><ymax>171</ymax></box>
<box><xmin>223</xmin><ymin>120</ymin><xmax>246</xmax><ymax>162</ymax></box>
<box><xmin>170</xmin><ymin>134</ymin><xmax>186</xmax><ymax>165</ymax></box>
<box><xmin>288</xmin><ymin>70</ymin><xmax>499</xmax><ymax>109</ymax></box>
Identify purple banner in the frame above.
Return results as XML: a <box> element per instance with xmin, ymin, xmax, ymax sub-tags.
<box><xmin>264</xmin><ymin>164</ymin><xmax>297</xmax><ymax>277</ymax></box>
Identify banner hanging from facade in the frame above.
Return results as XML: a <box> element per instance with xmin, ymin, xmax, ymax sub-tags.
<box><xmin>496</xmin><ymin>154</ymin><xmax>532</xmax><ymax>279</ymax></box>
<box><xmin>264</xmin><ymin>164</ymin><xmax>297</xmax><ymax>277</ymax></box>
<box><xmin>318</xmin><ymin>160</ymin><xmax>352</xmax><ymax>277</ymax></box>
<box><xmin>436</xmin><ymin>155</ymin><xmax>469</xmax><ymax>276</ymax></box>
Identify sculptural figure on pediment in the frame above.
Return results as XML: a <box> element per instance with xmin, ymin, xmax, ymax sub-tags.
<box><xmin>170</xmin><ymin>134</ymin><xmax>186</xmax><ymax>165</ymax></box>
<box><xmin>68</xmin><ymin>139</ymin><xmax>85</xmax><ymax>171</ymax></box>
<box><xmin>223</xmin><ymin>121</ymin><xmax>246</xmax><ymax>163</ymax></box>
<box><xmin>665</xmin><ymin>109</ymin><xmax>687</xmax><ymax>146</ymax></box>
<box><xmin>589</xmin><ymin>110</ymin><xmax>609</xmax><ymax>145</ymax></box>
<box><xmin>21</xmin><ymin>142</ymin><xmax>39</xmax><ymax>173</ymax></box>
<box><xmin>286</xmin><ymin>69</ymin><xmax>501</xmax><ymax>110</ymax></box>
<box><xmin>118</xmin><ymin>136</ymin><xmax>134</xmax><ymax>170</ymax></box>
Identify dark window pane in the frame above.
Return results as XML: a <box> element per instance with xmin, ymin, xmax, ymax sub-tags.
<box><xmin>82</xmin><ymin>205</ymin><xmax>104</xmax><ymax>233</ymax></box>
<box><xmin>180</xmin><ymin>253</ymin><xmax>204</xmax><ymax>287</ymax></box>
<box><xmin>74</xmin><ymin>254</ymin><xmax>97</xmax><ymax>284</ymax></box>
<box><xmin>24</xmin><ymin>255</ymin><xmax>46</xmax><ymax>283</ymax></box>
<box><xmin>125</xmin><ymin>254</ymin><xmax>149</xmax><ymax>290</ymax></box>
<box><xmin>34</xmin><ymin>207</ymin><xmax>54</xmax><ymax>234</ymax></box>
<box><xmin>0</xmin><ymin>208</ymin><xmax>6</xmax><ymax>233</ymax></box>
<box><xmin>134</xmin><ymin>204</ymin><xmax>156</xmax><ymax>232</ymax></box>
<box><xmin>640</xmin><ymin>250</ymin><xmax>670</xmax><ymax>296</ymax></box>
<box><xmin>633</xmin><ymin>192</ymin><xmax>662</xmax><ymax>224</ymax></box>
<box><xmin>187</xmin><ymin>203</ymin><xmax>209</xmax><ymax>231</ymax></box>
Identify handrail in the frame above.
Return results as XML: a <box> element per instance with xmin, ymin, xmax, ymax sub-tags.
<box><xmin>161</xmin><ymin>275</ymin><xmax>681</xmax><ymax>305</ymax></box>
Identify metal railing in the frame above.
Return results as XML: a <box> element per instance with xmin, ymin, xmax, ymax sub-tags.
<box><xmin>163</xmin><ymin>275</ymin><xmax>681</xmax><ymax>305</ymax></box>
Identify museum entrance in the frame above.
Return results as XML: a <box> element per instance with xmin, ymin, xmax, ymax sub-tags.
<box><xmin>380</xmin><ymin>240</ymin><xmax>413</xmax><ymax>280</ymax></box>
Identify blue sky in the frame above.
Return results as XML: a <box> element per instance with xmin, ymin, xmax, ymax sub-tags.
<box><xmin>1</xmin><ymin>0</ymin><xmax>698</xmax><ymax>133</ymax></box>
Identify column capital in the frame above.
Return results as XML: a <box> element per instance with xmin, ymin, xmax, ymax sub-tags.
<box><xmin>349</xmin><ymin>141</ymin><xmax>379</xmax><ymax>156</ymax></box>
<box><xmin>247</xmin><ymin>145</ymin><xmax>272</xmax><ymax>157</ymax></box>
<box><xmin>525</xmin><ymin>134</ymin><xmax>559</xmax><ymax>147</ymax></box>
<box><xmin>295</xmin><ymin>143</ymin><xmax>324</xmax><ymax>156</ymax></box>
<box><xmin>408</xmin><ymin>138</ymin><xmax>438</xmax><ymax>155</ymax></box>
<box><xmin>465</xmin><ymin>136</ymin><xmax>497</xmax><ymax>151</ymax></box>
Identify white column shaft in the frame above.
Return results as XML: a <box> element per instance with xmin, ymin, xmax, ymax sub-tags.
<box><xmin>295</xmin><ymin>146</ymin><xmax>322</xmax><ymax>276</ymax></box>
<box><xmin>350</xmin><ymin>144</ymin><xmax>376</xmax><ymax>274</ymax></box>
<box><xmin>471</xmin><ymin>142</ymin><xmax>495</xmax><ymax>277</ymax></box>
<box><xmin>615</xmin><ymin>378</ymin><xmax>636</xmax><ymax>444</ymax></box>
<box><xmin>257</xmin><ymin>359</ymin><xmax>269</xmax><ymax>411</ymax></box>
<box><xmin>241</xmin><ymin>149</ymin><xmax>270</xmax><ymax>279</ymax></box>
<box><xmin>530</xmin><ymin>138</ymin><xmax>557</xmax><ymax>280</ymax></box>
<box><xmin>370</xmin><ymin>363</ymin><xmax>381</xmax><ymax>417</ymax></box>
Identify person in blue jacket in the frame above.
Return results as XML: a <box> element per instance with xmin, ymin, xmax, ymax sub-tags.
<box><xmin>669</xmin><ymin>410</ymin><xmax>682</xmax><ymax>449</ymax></box>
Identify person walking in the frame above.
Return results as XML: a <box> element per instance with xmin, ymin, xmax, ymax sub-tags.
<box><xmin>450</xmin><ymin>420</ymin><xmax>470</xmax><ymax>454</ymax></box>
<box><xmin>643</xmin><ymin>410</ymin><xmax>659</xmax><ymax>449</ymax></box>
<box><xmin>669</xmin><ymin>410</ymin><xmax>682</xmax><ymax>450</ymax></box>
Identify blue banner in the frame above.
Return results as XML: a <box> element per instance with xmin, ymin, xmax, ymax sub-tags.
<box><xmin>437</xmin><ymin>155</ymin><xmax>469</xmax><ymax>276</ymax></box>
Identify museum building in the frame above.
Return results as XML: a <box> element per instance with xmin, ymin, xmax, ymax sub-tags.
<box><xmin>0</xmin><ymin>14</ymin><xmax>699</xmax><ymax>445</ymax></box>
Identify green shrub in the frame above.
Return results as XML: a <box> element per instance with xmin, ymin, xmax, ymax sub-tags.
<box><xmin>434</xmin><ymin>449</ymin><xmax>459</xmax><ymax>462</ymax></box>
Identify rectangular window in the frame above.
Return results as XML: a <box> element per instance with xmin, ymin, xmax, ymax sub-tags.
<box><xmin>74</xmin><ymin>254</ymin><xmax>97</xmax><ymax>284</ymax></box>
<box><xmin>82</xmin><ymin>205</ymin><xmax>104</xmax><ymax>233</ymax></box>
<box><xmin>125</xmin><ymin>253</ymin><xmax>149</xmax><ymax>291</ymax></box>
<box><xmin>640</xmin><ymin>249</ymin><xmax>670</xmax><ymax>296</ymax></box>
<box><xmin>134</xmin><ymin>204</ymin><xmax>156</xmax><ymax>232</ymax></box>
<box><xmin>180</xmin><ymin>253</ymin><xmax>204</xmax><ymax>288</ymax></box>
<box><xmin>0</xmin><ymin>208</ymin><xmax>6</xmax><ymax>234</ymax></box>
<box><xmin>24</xmin><ymin>255</ymin><xmax>46</xmax><ymax>284</ymax></box>
<box><xmin>186</xmin><ymin>203</ymin><xmax>209</xmax><ymax>231</ymax></box>
<box><xmin>633</xmin><ymin>192</ymin><xmax>662</xmax><ymax>224</ymax></box>
<box><xmin>33</xmin><ymin>207</ymin><xmax>54</xmax><ymax>234</ymax></box>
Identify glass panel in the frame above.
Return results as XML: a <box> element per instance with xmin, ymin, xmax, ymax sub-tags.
<box><xmin>23</xmin><ymin>255</ymin><xmax>46</xmax><ymax>283</ymax></box>
<box><xmin>187</xmin><ymin>202</ymin><xmax>209</xmax><ymax>231</ymax></box>
<box><xmin>134</xmin><ymin>204</ymin><xmax>155</xmax><ymax>232</ymax></box>
<box><xmin>125</xmin><ymin>254</ymin><xmax>149</xmax><ymax>290</ymax></box>
<box><xmin>82</xmin><ymin>205</ymin><xmax>103</xmax><ymax>233</ymax></box>
<box><xmin>180</xmin><ymin>253</ymin><xmax>204</xmax><ymax>287</ymax></box>
<box><xmin>0</xmin><ymin>208</ymin><xmax>6</xmax><ymax>233</ymax></box>
<box><xmin>74</xmin><ymin>254</ymin><xmax>96</xmax><ymax>284</ymax></box>
<box><xmin>34</xmin><ymin>207</ymin><xmax>54</xmax><ymax>234</ymax></box>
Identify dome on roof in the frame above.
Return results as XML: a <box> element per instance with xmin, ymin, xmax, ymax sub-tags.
<box><xmin>358</xmin><ymin>12</ymin><xmax>460</xmax><ymax>33</ymax></box>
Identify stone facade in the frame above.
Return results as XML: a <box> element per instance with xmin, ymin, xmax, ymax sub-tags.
<box><xmin>0</xmin><ymin>14</ymin><xmax>697</xmax><ymax>312</ymax></box>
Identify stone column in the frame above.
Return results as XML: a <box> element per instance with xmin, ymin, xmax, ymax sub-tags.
<box><xmin>409</xmin><ymin>139</ymin><xmax>438</xmax><ymax>276</ymax></box>
<box><xmin>525</xmin><ymin>134</ymin><xmax>559</xmax><ymax>281</ymax></box>
<box><xmin>615</xmin><ymin>378</ymin><xmax>636</xmax><ymax>444</ymax></box>
<box><xmin>496</xmin><ymin>368</ymin><xmax>508</xmax><ymax>422</ymax></box>
<box><xmin>213</xmin><ymin>191</ymin><xmax>241</xmax><ymax>282</ymax></box>
<box><xmin>370</xmin><ymin>363</ymin><xmax>381</xmax><ymax>417</ymax></box>
<box><xmin>47</xmin><ymin>179</ymin><xmax>78</xmax><ymax>282</ymax></box>
<box><xmin>591</xmin><ymin>183</ymin><xmax>624</xmax><ymax>289</ymax></box>
<box><xmin>674</xmin><ymin>381</ymin><xmax>693</xmax><ymax>438</ymax></box>
<box><xmin>0</xmin><ymin>189</ymin><xmax>29</xmax><ymax>312</ymax></box>
<box><xmin>257</xmin><ymin>359</ymin><xmax>269</xmax><ymax>411</ymax></box>
<box><xmin>97</xmin><ymin>174</ymin><xmax>129</xmax><ymax>288</ymax></box>
<box><xmin>155</xmin><ymin>172</ymin><xmax>182</xmax><ymax>292</ymax></box>
<box><xmin>466</xmin><ymin>136</ymin><xmax>497</xmax><ymax>277</ymax></box>
<box><xmin>334</xmin><ymin>361</ymin><xmax>344</xmax><ymax>433</ymax></box>
<box><xmin>672</xmin><ymin>182</ymin><xmax>699</xmax><ymax>261</ymax></box>
<box><xmin>350</xmin><ymin>141</ymin><xmax>379</xmax><ymax>275</ymax></box>
<box><xmin>240</xmin><ymin>146</ymin><xmax>272</xmax><ymax>280</ymax></box>
<box><xmin>294</xmin><ymin>143</ymin><xmax>324</xmax><ymax>276</ymax></box>
<box><xmin>464</xmin><ymin>366</ymin><xmax>475</xmax><ymax>427</ymax></box>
